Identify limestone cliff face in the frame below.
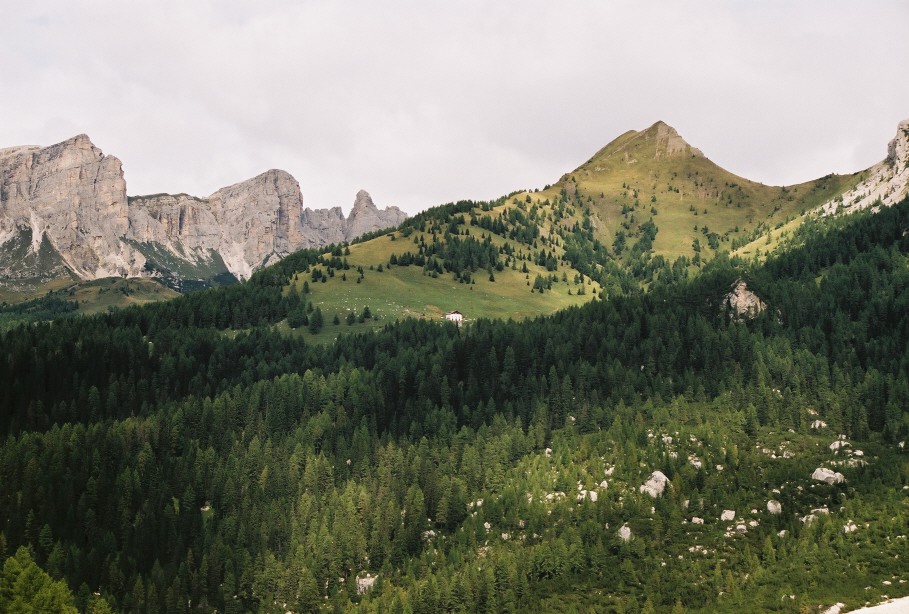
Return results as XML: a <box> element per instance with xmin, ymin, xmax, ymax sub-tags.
<box><xmin>820</xmin><ymin>119</ymin><xmax>909</xmax><ymax>215</ymax></box>
<box><xmin>345</xmin><ymin>190</ymin><xmax>407</xmax><ymax>241</ymax></box>
<box><xmin>0</xmin><ymin>135</ymin><xmax>141</xmax><ymax>278</ymax></box>
<box><xmin>130</xmin><ymin>173</ymin><xmax>407</xmax><ymax>280</ymax></box>
<box><xmin>1</xmin><ymin>134</ymin><xmax>407</xmax><ymax>287</ymax></box>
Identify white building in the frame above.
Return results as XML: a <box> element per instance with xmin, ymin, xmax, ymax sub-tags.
<box><xmin>444</xmin><ymin>311</ymin><xmax>463</xmax><ymax>325</ymax></box>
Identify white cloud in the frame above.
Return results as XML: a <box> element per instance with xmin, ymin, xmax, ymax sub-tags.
<box><xmin>2</xmin><ymin>1</ymin><xmax>907</xmax><ymax>214</ymax></box>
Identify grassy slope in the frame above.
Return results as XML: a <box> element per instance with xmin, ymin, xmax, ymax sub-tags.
<box><xmin>285</xmin><ymin>228</ymin><xmax>601</xmax><ymax>340</ymax></box>
<box><xmin>66</xmin><ymin>277</ymin><xmax>181</xmax><ymax>315</ymax></box>
<box><xmin>285</xmin><ymin>122</ymin><xmax>861</xmax><ymax>334</ymax></box>
<box><xmin>511</xmin><ymin>121</ymin><xmax>861</xmax><ymax>264</ymax></box>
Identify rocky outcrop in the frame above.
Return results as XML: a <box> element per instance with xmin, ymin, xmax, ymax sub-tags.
<box><xmin>130</xmin><ymin>177</ymin><xmax>406</xmax><ymax>280</ymax></box>
<box><xmin>812</xmin><ymin>467</ymin><xmax>846</xmax><ymax>484</ymax></box>
<box><xmin>820</xmin><ymin>118</ymin><xmax>909</xmax><ymax>215</ymax></box>
<box><xmin>725</xmin><ymin>279</ymin><xmax>767</xmax><ymax>318</ymax></box>
<box><xmin>1</xmin><ymin>134</ymin><xmax>407</xmax><ymax>287</ymax></box>
<box><xmin>639</xmin><ymin>471</ymin><xmax>669</xmax><ymax>498</ymax></box>
<box><xmin>0</xmin><ymin>134</ymin><xmax>140</xmax><ymax>279</ymax></box>
<box><xmin>650</xmin><ymin>121</ymin><xmax>705</xmax><ymax>159</ymax></box>
<box><xmin>345</xmin><ymin>190</ymin><xmax>407</xmax><ymax>240</ymax></box>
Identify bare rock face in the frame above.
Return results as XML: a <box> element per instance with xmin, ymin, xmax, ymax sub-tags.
<box><xmin>1</xmin><ymin>135</ymin><xmax>141</xmax><ymax>278</ymax></box>
<box><xmin>725</xmin><ymin>279</ymin><xmax>767</xmax><ymax>318</ymax></box>
<box><xmin>204</xmin><ymin>169</ymin><xmax>308</xmax><ymax>280</ymax></box>
<box><xmin>131</xmin><ymin>181</ymin><xmax>407</xmax><ymax>280</ymax></box>
<box><xmin>1</xmin><ymin>134</ymin><xmax>408</xmax><ymax>287</ymax></box>
<box><xmin>820</xmin><ymin>118</ymin><xmax>909</xmax><ymax>215</ymax></box>
<box><xmin>650</xmin><ymin>121</ymin><xmax>705</xmax><ymax>159</ymax></box>
<box><xmin>345</xmin><ymin>189</ymin><xmax>407</xmax><ymax>241</ymax></box>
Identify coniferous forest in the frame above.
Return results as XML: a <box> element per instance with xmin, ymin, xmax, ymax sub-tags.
<box><xmin>2</xmin><ymin>199</ymin><xmax>909</xmax><ymax>612</ymax></box>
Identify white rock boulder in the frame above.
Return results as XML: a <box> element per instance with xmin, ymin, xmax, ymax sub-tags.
<box><xmin>767</xmin><ymin>500</ymin><xmax>782</xmax><ymax>515</ymax></box>
<box><xmin>639</xmin><ymin>471</ymin><xmax>669</xmax><ymax>498</ymax></box>
<box><xmin>618</xmin><ymin>523</ymin><xmax>632</xmax><ymax>542</ymax></box>
<box><xmin>812</xmin><ymin>467</ymin><xmax>846</xmax><ymax>484</ymax></box>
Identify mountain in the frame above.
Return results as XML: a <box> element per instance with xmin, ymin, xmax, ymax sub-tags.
<box><xmin>2</xmin><ymin>190</ymin><xmax>909</xmax><ymax>612</ymax></box>
<box><xmin>514</xmin><ymin>120</ymin><xmax>863</xmax><ymax>264</ymax></box>
<box><xmin>293</xmin><ymin>120</ymin><xmax>909</xmax><ymax>333</ymax></box>
<box><xmin>0</xmin><ymin>134</ymin><xmax>406</xmax><ymax>295</ymax></box>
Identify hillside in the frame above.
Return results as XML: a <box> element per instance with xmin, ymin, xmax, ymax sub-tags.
<box><xmin>0</xmin><ymin>197</ymin><xmax>908</xmax><ymax>612</ymax></box>
<box><xmin>292</xmin><ymin>121</ymin><xmax>866</xmax><ymax>331</ymax></box>
<box><xmin>512</xmin><ymin>121</ymin><xmax>859</xmax><ymax>267</ymax></box>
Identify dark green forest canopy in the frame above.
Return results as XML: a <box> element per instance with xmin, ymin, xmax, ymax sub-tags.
<box><xmin>1</xmin><ymin>198</ymin><xmax>908</xmax><ymax>612</ymax></box>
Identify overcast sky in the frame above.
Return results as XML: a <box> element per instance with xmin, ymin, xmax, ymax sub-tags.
<box><xmin>2</xmin><ymin>1</ymin><xmax>907</xmax><ymax>215</ymax></box>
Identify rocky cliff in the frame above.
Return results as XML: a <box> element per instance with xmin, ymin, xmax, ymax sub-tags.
<box><xmin>820</xmin><ymin>119</ymin><xmax>909</xmax><ymax>215</ymax></box>
<box><xmin>0</xmin><ymin>135</ymin><xmax>140</xmax><ymax>279</ymax></box>
<box><xmin>0</xmin><ymin>135</ymin><xmax>407</xmax><ymax>289</ymax></box>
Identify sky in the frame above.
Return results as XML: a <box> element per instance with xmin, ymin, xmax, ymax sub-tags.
<box><xmin>2</xmin><ymin>1</ymin><xmax>908</xmax><ymax>215</ymax></box>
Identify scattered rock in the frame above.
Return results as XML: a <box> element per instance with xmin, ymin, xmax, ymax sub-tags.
<box><xmin>767</xmin><ymin>500</ymin><xmax>782</xmax><ymax>515</ymax></box>
<box><xmin>721</xmin><ymin>510</ymin><xmax>736</xmax><ymax>522</ymax></box>
<box><xmin>692</xmin><ymin>517</ymin><xmax>704</xmax><ymax>525</ymax></box>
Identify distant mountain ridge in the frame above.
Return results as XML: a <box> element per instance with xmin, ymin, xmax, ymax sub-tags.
<box><xmin>0</xmin><ymin>135</ymin><xmax>406</xmax><ymax>292</ymax></box>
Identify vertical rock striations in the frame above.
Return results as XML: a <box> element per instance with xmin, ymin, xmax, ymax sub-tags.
<box><xmin>0</xmin><ymin>135</ymin><xmax>139</xmax><ymax>279</ymax></box>
<box><xmin>0</xmin><ymin>134</ymin><xmax>408</xmax><ymax>288</ymax></box>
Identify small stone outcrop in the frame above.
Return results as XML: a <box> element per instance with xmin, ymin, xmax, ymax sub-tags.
<box><xmin>812</xmin><ymin>467</ymin><xmax>846</xmax><ymax>484</ymax></box>
<box><xmin>767</xmin><ymin>500</ymin><xmax>782</xmax><ymax>515</ymax></box>
<box><xmin>617</xmin><ymin>523</ymin><xmax>632</xmax><ymax>542</ymax></box>
<box><xmin>639</xmin><ymin>471</ymin><xmax>669</xmax><ymax>498</ymax></box>
<box><xmin>725</xmin><ymin>279</ymin><xmax>767</xmax><ymax>318</ymax></box>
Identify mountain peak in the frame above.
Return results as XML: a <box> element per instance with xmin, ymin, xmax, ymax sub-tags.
<box><xmin>641</xmin><ymin>121</ymin><xmax>703</xmax><ymax>159</ymax></box>
<box><xmin>352</xmin><ymin>190</ymin><xmax>377</xmax><ymax>212</ymax></box>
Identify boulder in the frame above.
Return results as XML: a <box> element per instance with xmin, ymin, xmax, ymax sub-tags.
<box><xmin>639</xmin><ymin>471</ymin><xmax>669</xmax><ymax>498</ymax></box>
<box><xmin>767</xmin><ymin>500</ymin><xmax>782</xmax><ymax>515</ymax></box>
<box><xmin>617</xmin><ymin>523</ymin><xmax>632</xmax><ymax>542</ymax></box>
<box><xmin>812</xmin><ymin>467</ymin><xmax>846</xmax><ymax>484</ymax></box>
<box><xmin>720</xmin><ymin>509</ymin><xmax>736</xmax><ymax>522</ymax></box>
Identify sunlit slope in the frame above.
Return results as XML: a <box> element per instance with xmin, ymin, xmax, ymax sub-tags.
<box><xmin>282</xmin><ymin>122</ymin><xmax>863</xmax><ymax>329</ymax></box>
<box><xmin>511</xmin><ymin>121</ymin><xmax>860</xmax><ymax>264</ymax></box>
<box><xmin>286</xmin><ymin>220</ymin><xmax>602</xmax><ymax>333</ymax></box>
